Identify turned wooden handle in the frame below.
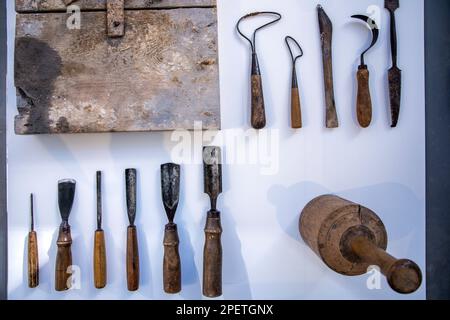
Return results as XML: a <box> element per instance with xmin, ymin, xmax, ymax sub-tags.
<box><xmin>350</xmin><ymin>236</ymin><xmax>422</xmax><ymax>294</ymax></box>
<box><xmin>203</xmin><ymin>210</ymin><xmax>223</xmax><ymax>298</ymax></box>
<box><xmin>28</xmin><ymin>231</ymin><xmax>39</xmax><ymax>288</ymax></box>
<box><xmin>94</xmin><ymin>230</ymin><xmax>107</xmax><ymax>289</ymax></box>
<box><xmin>291</xmin><ymin>88</ymin><xmax>302</xmax><ymax>129</ymax></box>
<box><xmin>126</xmin><ymin>225</ymin><xmax>139</xmax><ymax>291</ymax></box>
<box><xmin>251</xmin><ymin>53</ymin><xmax>266</xmax><ymax>129</ymax></box>
<box><xmin>55</xmin><ymin>226</ymin><xmax>72</xmax><ymax>291</ymax></box>
<box><xmin>163</xmin><ymin>224</ymin><xmax>181</xmax><ymax>294</ymax></box>
<box><xmin>356</xmin><ymin>66</ymin><xmax>372</xmax><ymax>128</ymax></box>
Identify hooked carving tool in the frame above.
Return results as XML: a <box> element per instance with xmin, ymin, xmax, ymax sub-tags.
<box><xmin>351</xmin><ymin>15</ymin><xmax>379</xmax><ymax>128</ymax></box>
<box><xmin>385</xmin><ymin>0</ymin><xmax>402</xmax><ymax>127</ymax></box>
<box><xmin>28</xmin><ymin>194</ymin><xmax>39</xmax><ymax>288</ymax></box>
<box><xmin>94</xmin><ymin>171</ymin><xmax>107</xmax><ymax>289</ymax></box>
<box><xmin>202</xmin><ymin>146</ymin><xmax>223</xmax><ymax>298</ymax></box>
<box><xmin>125</xmin><ymin>169</ymin><xmax>139</xmax><ymax>291</ymax></box>
<box><xmin>285</xmin><ymin>36</ymin><xmax>304</xmax><ymax>129</ymax></box>
<box><xmin>161</xmin><ymin>163</ymin><xmax>182</xmax><ymax>294</ymax></box>
<box><xmin>55</xmin><ymin>179</ymin><xmax>76</xmax><ymax>291</ymax></box>
<box><xmin>318</xmin><ymin>5</ymin><xmax>339</xmax><ymax>128</ymax></box>
<box><xmin>237</xmin><ymin>12</ymin><xmax>282</xmax><ymax>129</ymax></box>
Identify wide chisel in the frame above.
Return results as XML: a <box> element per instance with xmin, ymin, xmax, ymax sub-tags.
<box><xmin>202</xmin><ymin>146</ymin><xmax>223</xmax><ymax>298</ymax></box>
<box><xmin>161</xmin><ymin>163</ymin><xmax>182</xmax><ymax>294</ymax></box>
<box><xmin>125</xmin><ymin>169</ymin><xmax>139</xmax><ymax>291</ymax></box>
<box><xmin>386</xmin><ymin>0</ymin><xmax>402</xmax><ymax>127</ymax></box>
<box><xmin>55</xmin><ymin>179</ymin><xmax>76</xmax><ymax>291</ymax></box>
<box><xmin>94</xmin><ymin>171</ymin><xmax>107</xmax><ymax>289</ymax></box>
<box><xmin>28</xmin><ymin>194</ymin><xmax>39</xmax><ymax>288</ymax></box>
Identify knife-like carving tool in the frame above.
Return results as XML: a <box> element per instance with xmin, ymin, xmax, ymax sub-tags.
<box><xmin>125</xmin><ymin>169</ymin><xmax>139</xmax><ymax>291</ymax></box>
<box><xmin>351</xmin><ymin>15</ymin><xmax>380</xmax><ymax>128</ymax></box>
<box><xmin>285</xmin><ymin>36</ymin><xmax>304</xmax><ymax>129</ymax></box>
<box><xmin>318</xmin><ymin>5</ymin><xmax>339</xmax><ymax>128</ymax></box>
<box><xmin>237</xmin><ymin>12</ymin><xmax>282</xmax><ymax>129</ymax></box>
<box><xmin>55</xmin><ymin>179</ymin><xmax>76</xmax><ymax>291</ymax></box>
<box><xmin>202</xmin><ymin>146</ymin><xmax>223</xmax><ymax>298</ymax></box>
<box><xmin>94</xmin><ymin>171</ymin><xmax>107</xmax><ymax>289</ymax></box>
<box><xmin>28</xmin><ymin>194</ymin><xmax>39</xmax><ymax>288</ymax></box>
<box><xmin>161</xmin><ymin>163</ymin><xmax>182</xmax><ymax>294</ymax></box>
<box><xmin>385</xmin><ymin>0</ymin><xmax>402</xmax><ymax>127</ymax></box>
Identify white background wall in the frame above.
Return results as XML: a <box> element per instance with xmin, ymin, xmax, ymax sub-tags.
<box><xmin>7</xmin><ymin>0</ymin><xmax>425</xmax><ymax>300</ymax></box>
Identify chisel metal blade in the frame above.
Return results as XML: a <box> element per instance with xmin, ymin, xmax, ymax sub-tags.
<box><xmin>161</xmin><ymin>163</ymin><xmax>180</xmax><ymax>223</ymax></box>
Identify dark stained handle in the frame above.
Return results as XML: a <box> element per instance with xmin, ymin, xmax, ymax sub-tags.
<box><xmin>350</xmin><ymin>236</ymin><xmax>422</xmax><ymax>294</ymax></box>
<box><xmin>356</xmin><ymin>66</ymin><xmax>372</xmax><ymax>128</ymax></box>
<box><xmin>203</xmin><ymin>210</ymin><xmax>223</xmax><ymax>298</ymax></box>
<box><xmin>251</xmin><ymin>75</ymin><xmax>266</xmax><ymax>129</ymax></box>
<box><xmin>55</xmin><ymin>226</ymin><xmax>72</xmax><ymax>291</ymax></box>
<box><xmin>28</xmin><ymin>231</ymin><xmax>39</xmax><ymax>288</ymax></box>
<box><xmin>126</xmin><ymin>226</ymin><xmax>139</xmax><ymax>291</ymax></box>
<box><xmin>163</xmin><ymin>224</ymin><xmax>181</xmax><ymax>294</ymax></box>
<box><xmin>94</xmin><ymin>230</ymin><xmax>107</xmax><ymax>289</ymax></box>
<box><xmin>291</xmin><ymin>88</ymin><xmax>302</xmax><ymax>129</ymax></box>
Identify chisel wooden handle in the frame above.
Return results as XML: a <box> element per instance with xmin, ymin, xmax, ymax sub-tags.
<box><xmin>55</xmin><ymin>225</ymin><xmax>72</xmax><ymax>291</ymax></box>
<box><xmin>349</xmin><ymin>235</ymin><xmax>422</xmax><ymax>294</ymax></box>
<box><xmin>126</xmin><ymin>225</ymin><xmax>139</xmax><ymax>291</ymax></box>
<box><xmin>94</xmin><ymin>229</ymin><xmax>107</xmax><ymax>289</ymax></box>
<box><xmin>28</xmin><ymin>231</ymin><xmax>39</xmax><ymax>288</ymax></box>
<box><xmin>251</xmin><ymin>53</ymin><xmax>266</xmax><ymax>129</ymax></box>
<box><xmin>203</xmin><ymin>210</ymin><xmax>223</xmax><ymax>298</ymax></box>
<box><xmin>163</xmin><ymin>224</ymin><xmax>181</xmax><ymax>294</ymax></box>
<box><xmin>291</xmin><ymin>87</ymin><xmax>302</xmax><ymax>129</ymax></box>
<box><xmin>356</xmin><ymin>66</ymin><xmax>372</xmax><ymax>128</ymax></box>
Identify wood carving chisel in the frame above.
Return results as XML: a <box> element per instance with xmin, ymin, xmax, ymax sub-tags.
<box><xmin>385</xmin><ymin>0</ymin><xmax>402</xmax><ymax>127</ymax></box>
<box><xmin>125</xmin><ymin>169</ymin><xmax>139</xmax><ymax>291</ymax></box>
<box><xmin>318</xmin><ymin>5</ymin><xmax>339</xmax><ymax>128</ymax></box>
<box><xmin>161</xmin><ymin>163</ymin><xmax>182</xmax><ymax>294</ymax></box>
<box><xmin>202</xmin><ymin>146</ymin><xmax>223</xmax><ymax>298</ymax></box>
<box><xmin>55</xmin><ymin>179</ymin><xmax>76</xmax><ymax>291</ymax></box>
<box><xmin>28</xmin><ymin>194</ymin><xmax>39</xmax><ymax>288</ymax></box>
<box><xmin>94</xmin><ymin>171</ymin><xmax>107</xmax><ymax>289</ymax></box>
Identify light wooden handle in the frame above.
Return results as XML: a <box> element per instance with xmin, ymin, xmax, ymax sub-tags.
<box><xmin>163</xmin><ymin>225</ymin><xmax>181</xmax><ymax>294</ymax></box>
<box><xmin>350</xmin><ymin>236</ymin><xmax>422</xmax><ymax>294</ymax></box>
<box><xmin>126</xmin><ymin>226</ymin><xmax>139</xmax><ymax>291</ymax></box>
<box><xmin>55</xmin><ymin>226</ymin><xmax>72</xmax><ymax>291</ymax></box>
<box><xmin>203</xmin><ymin>210</ymin><xmax>223</xmax><ymax>298</ymax></box>
<box><xmin>28</xmin><ymin>231</ymin><xmax>39</xmax><ymax>288</ymax></box>
<box><xmin>356</xmin><ymin>66</ymin><xmax>372</xmax><ymax>128</ymax></box>
<box><xmin>291</xmin><ymin>88</ymin><xmax>302</xmax><ymax>129</ymax></box>
<box><xmin>94</xmin><ymin>230</ymin><xmax>107</xmax><ymax>289</ymax></box>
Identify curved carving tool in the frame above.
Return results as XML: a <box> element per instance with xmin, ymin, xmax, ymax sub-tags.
<box><xmin>351</xmin><ymin>15</ymin><xmax>379</xmax><ymax>128</ymax></box>
<box><xmin>237</xmin><ymin>12</ymin><xmax>282</xmax><ymax>129</ymax></box>
<box><xmin>94</xmin><ymin>171</ymin><xmax>107</xmax><ymax>289</ymax></box>
<box><xmin>161</xmin><ymin>163</ymin><xmax>182</xmax><ymax>294</ymax></box>
<box><xmin>385</xmin><ymin>0</ymin><xmax>402</xmax><ymax>127</ymax></box>
<box><xmin>285</xmin><ymin>36</ymin><xmax>304</xmax><ymax>129</ymax></box>
<box><xmin>55</xmin><ymin>179</ymin><xmax>76</xmax><ymax>291</ymax></box>
<box><xmin>28</xmin><ymin>194</ymin><xmax>39</xmax><ymax>288</ymax></box>
<box><xmin>202</xmin><ymin>146</ymin><xmax>223</xmax><ymax>298</ymax></box>
<box><xmin>125</xmin><ymin>169</ymin><xmax>139</xmax><ymax>291</ymax></box>
<box><xmin>318</xmin><ymin>5</ymin><xmax>339</xmax><ymax>128</ymax></box>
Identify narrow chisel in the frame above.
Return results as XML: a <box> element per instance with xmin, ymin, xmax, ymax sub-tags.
<box><xmin>28</xmin><ymin>194</ymin><xmax>39</xmax><ymax>288</ymax></box>
<box><xmin>94</xmin><ymin>171</ymin><xmax>107</xmax><ymax>289</ymax></box>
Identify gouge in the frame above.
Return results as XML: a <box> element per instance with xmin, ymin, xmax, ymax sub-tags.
<box><xmin>28</xmin><ymin>194</ymin><xmax>39</xmax><ymax>288</ymax></box>
<box><xmin>161</xmin><ymin>163</ymin><xmax>182</xmax><ymax>294</ymax></box>
<box><xmin>352</xmin><ymin>15</ymin><xmax>379</xmax><ymax>128</ymax></box>
<box><xmin>237</xmin><ymin>12</ymin><xmax>282</xmax><ymax>129</ymax></box>
<box><xmin>386</xmin><ymin>0</ymin><xmax>402</xmax><ymax>127</ymax></box>
<box><xmin>55</xmin><ymin>179</ymin><xmax>76</xmax><ymax>291</ymax></box>
<box><xmin>94</xmin><ymin>171</ymin><xmax>107</xmax><ymax>289</ymax></box>
<box><xmin>126</xmin><ymin>169</ymin><xmax>139</xmax><ymax>291</ymax></box>
<box><xmin>202</xmin><ymin>146</ymin><xmax>223</xmax><ymax>298</ymax></box>
<box><xmin>318</xmin><ymin>5</ymin><xmax>339</xmax><ymax>128</ymax></box>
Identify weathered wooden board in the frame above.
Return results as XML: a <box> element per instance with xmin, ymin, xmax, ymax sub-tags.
<box><xmin>16</xmin><ymin>0</ymin><xmax>216</xmax><ymax>12</ymax></box>
<box><xmin>14</xmin><ymin>8</ymin><xmax>220</xmax><ymax>134</ymax></box>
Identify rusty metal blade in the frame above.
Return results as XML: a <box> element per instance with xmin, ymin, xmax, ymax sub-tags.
<box><xmin>161</xmin><ymin>163</ymin><xmax>180</xmax><ymax>223</ymax></box>
<box><xmin>388</xmin><ymin>66</ymin><xmax>402</xmax><ymax>127</ymax></box>
<box><xmin>317</xmin><ymin>5</ymin><xmax>339</xmax><ymax>128</ymax></box>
